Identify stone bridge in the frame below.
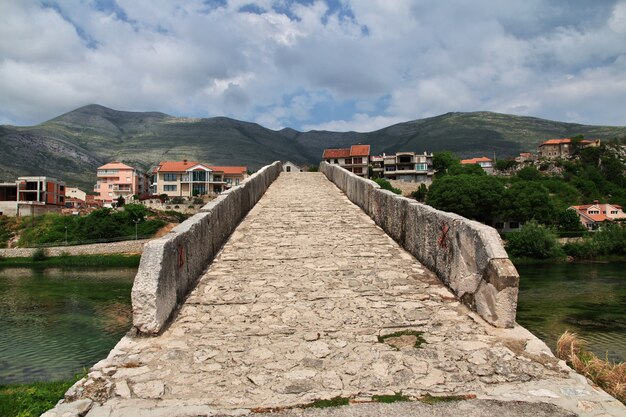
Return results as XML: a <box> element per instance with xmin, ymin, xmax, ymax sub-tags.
<box><xmin>45</xmin><ymin>163</ymin><xmax>624</xmax><ymax>417</ymax></box>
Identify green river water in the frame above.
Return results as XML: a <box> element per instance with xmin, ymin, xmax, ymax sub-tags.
<box><xmin>0</xmin><ymin>262</ymin><xmax>624</xmax><ymax>384</ymax></box>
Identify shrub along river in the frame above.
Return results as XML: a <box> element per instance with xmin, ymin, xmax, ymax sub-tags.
<box><xmin>0</xmin><ymin>262</ymin><xmax>624</xmax><ymax>385</ymax></box>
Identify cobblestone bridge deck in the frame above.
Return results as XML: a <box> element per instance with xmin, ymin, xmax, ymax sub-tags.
<box><xmin>51</xmin><ymin>173</ymin><xmax>624</xmax><ymax>417</ymax></box>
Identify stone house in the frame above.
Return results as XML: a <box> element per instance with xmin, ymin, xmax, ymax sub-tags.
<box><xmin>537</xmin><ymin>138</ymin><xmax>600</xmax><ymax>159</ymax></box>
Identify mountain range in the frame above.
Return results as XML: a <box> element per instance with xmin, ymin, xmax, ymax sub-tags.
<box><xmin>1</xmin><ymin>104</ymin><xmax>625</xmax><ymax>190</ymax></box>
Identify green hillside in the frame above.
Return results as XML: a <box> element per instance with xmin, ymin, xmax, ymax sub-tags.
<box><xmin>1</xmin><ymin>104</ymin><xmax>624</xmax><ymax>190</ymax></box>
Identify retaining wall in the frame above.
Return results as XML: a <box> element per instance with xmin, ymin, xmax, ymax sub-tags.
<box><xmin>131</xmin><ymin>161</ymin><xmax>283</xmax><ymax>335</ymax></box>
<box><xmin>0</xmin><ymin>240</ymin><xmax>147</xmax><ymax>258</ymax></box>
<box><xmin>320</xmin><ymin>162</ymin><xmax>519</xmax><ymax>328</ymax></box>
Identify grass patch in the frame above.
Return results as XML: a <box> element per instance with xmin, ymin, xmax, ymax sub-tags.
<box><xmin>419</xmin><ymin>394</ymin><xmax>472</xmax><ymax>404</ymax></box>
<box><xmin>0</xmin><ymin>253</ymin><xmax>141</xmax><ymax>268</ymax></box>
<box><xmin>372</xmin><ymin>391</ymin><xmax>410</xmax><ymax>403</ymax></box>
<box><xmin>378</xmin><ymin>330</ymin><xmax>426</xmax><ymax>349</ymax></box>
<box><xmin>557</xmin><ymin>331</ymin><xmax>625</xmax><ymax>404</ymax></box>
<box><xmin>0</xmin><ymin>378</ymin><xmax>78</xmax><ymax>417</ymax></box>
<box><xmin>306</xmin><ymin>396</ymin><xmax>350</xmax><ymax>408</ymax></box>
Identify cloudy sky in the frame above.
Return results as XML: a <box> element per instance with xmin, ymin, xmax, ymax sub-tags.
<box><xmin>1</xmin><ymin>0</ymin><xmax>625</xmax><ymax>131</ymax></box>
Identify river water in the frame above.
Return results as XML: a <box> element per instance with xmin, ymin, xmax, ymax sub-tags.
<box><xmin>0</xmin><ymin>267</ymin><xmax>135</xmax><ymax>384</ymax></box>
<box><xmin>0</xmin><ymin>262</ymin><xmax>623</xmax><ymax>384</ymax></box>
<box><xmin>516</xmin><ymin>262</ymin><xmax>625</xmax><ymax>363</ymax></box>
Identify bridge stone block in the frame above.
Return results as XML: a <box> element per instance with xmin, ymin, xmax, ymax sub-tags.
<box><xmin>320</xmin><ymin>161</ymin><xmax>520</xmax><ymax>328</ymax></box>
<box><xmin>132</xmin><ymin>161</ymin><xmax>282</xmax><ymax>335</ymax></box>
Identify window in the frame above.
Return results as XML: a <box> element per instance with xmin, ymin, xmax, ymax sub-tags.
<box><xmin>353</xmin><ymin>157</ymin><xmax>362</xmax><ymax>164</ymax></box>
<box><xmin>353</xmin><ymin>167</ymin><xmax>363</xmax><ymax>174</ymax></box>
<box><xmin>334</xmin><ymin>159</ymin><xmax>339</xmax><ymax>164</ymax></box>
<box><xmin>286</xmin><ymin>166</ymin><xmax>291</xmax><ymax>172</ymax></box>
<box><xmin>495</xmin><ymin>222</ymin><xmax>504</xmax><ymax>229</ymax></box>
<box><xmin>509</xmin><ymin>222</ymin><xmax>520</xmax><ymax>229</ymax></box>
<box><xmin>108</xmin><ymin>184</ymin><xmax>113</xmax><ymax>189</ymax></box>
<box><xmin>59</xmin><ymin>185</ymin><xmax>65</xmax><ymax>191</ymax></box>
<box><xmin>345</xmin><ymin>158</ymin><xmax>352</xmax><ymax>164</ymax></box>
<box><xmin>415</xmin><ymin>163</ymin><xmax>428</xmax><ymax>171</ymax></box>
<box><xmin>164</xmin><ymin>185</ymin><xmax>177</xmax><ymax>191</ymax></box>
<box><xmin>163</xmin><ymin>174</ymin><xmax>177</xmax><ymax>181</ymax></box>
<box><xmin>235</xmin><ymin>179</ymin><xmax>240</xmax><ymax>185</ymax></box>
<box><xmin>192</xmin><ymin>171</ymin><xmax>207</xmax><ymax>182</ymax></box>
<box><xmin>108</xmin><ymin>192</ymin><xmax>112</xmax><ymax>196</ymax></box>
<box><xmin>226</xmin><ymin>178</ymin><xmax>233</xmax><ymax>184</ymax></box>
<box><xmin>127</xmin><ymin>177</ymin><xmax>131</xmax><ymax>182</ymax></box>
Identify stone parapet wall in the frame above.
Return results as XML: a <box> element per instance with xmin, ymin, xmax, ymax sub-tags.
<box><xmin>0</xmin><ymin>240</ymin><xmax>147</xmax><ymax>257</ymax></box>
<box><xmin>320</xmin><ymin>161</ymin><xmax>519</xmax><ymax>328</ymax></box>
<box><xmin>131</xmin><ymin>161</ymin><xmax>283</xmax><ymax>335</ymax></box>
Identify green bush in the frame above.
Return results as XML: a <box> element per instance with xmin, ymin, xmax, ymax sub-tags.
<box><xmin>18</xmin><ymin>204</ymin><xmax>166</xmax><ymax>246</ymax></box>
<box><xmin>193</xmin><ymin>197</ymin><xmax>204</xmax><ymax>205</ymax></box>
<box><xmin>170</xmin><ymin>196</ymin><xmax>185</xmax><ymax>204</ymax></box>
<box><xmin>31</xmin><ymin>248</ymin><xmax>48</xmax><ymax>261</ymax></box>
<box><xmin>565</xmin><ymin>224</ymin><xmax>626</xmax><ymax>260</ymax></box>
<box><xmin>506</xmin><ymin>221</ymin><xmax>564</xmax><ymax>259</ymax></box>
<box><xmin>373</xmin><ymin>178</ymin><xmax>401</xmax><ymax>194</ymax></box>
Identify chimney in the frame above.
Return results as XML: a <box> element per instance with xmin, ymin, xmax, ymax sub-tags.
<box><xmin>183</xmin><ymin>159</ymin><xmax>187</xmax><ymax>165</ymax></box>
<box><xmin>593</xmin><ymin>200</ymin><xmax>599</xmax><ymax>204</ymax></box>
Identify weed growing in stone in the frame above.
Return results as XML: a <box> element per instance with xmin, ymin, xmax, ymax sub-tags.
<box><xmin>307</xmin><ymin>396</ymin><xmax>350</xmax><ymax>408</ymax></box>
<box><xmin>419</xmin><ymin>394</ymin><xmax>472</xmax><ymax>404</ymax></box>
<box><xmin>378</xmin><ymin>330</ymin><xmax>426</xmax><ymax>349</ymax></box>
<box><xmin>372</xmin><ymin>391</ymin><xmax>411</xmax><ymax>403</ymax></box>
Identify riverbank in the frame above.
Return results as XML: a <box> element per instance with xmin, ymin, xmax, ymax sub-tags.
<box><xmin>0</xmin><ymin>253</ymin><xmax>141</xmax><ymax>267</ymax></box>
<box><xmin>511</xmin><ymin>254</ymin><xmax>626</xmax><ymax>265</ymax></box>
<box><xmin>0</xmin><ymin>377</ymin><xmax>81</xmax><ymax>417</ymax></box>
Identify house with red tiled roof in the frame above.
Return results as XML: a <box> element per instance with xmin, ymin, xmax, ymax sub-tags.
<box><xmin>461</xmin><ymin>156</ymin><xmax>494</xmax><ymax>174</ymax></box>
<box><xmin>150</xmin><ymin>160</ymin><xmax>248</xmax><ymax>197</ymax></box>
<box><xmin>569</xmin><ymin>201</ymin><xmax>625</xmax><ymax>230</ymax></box>
<box><xmin>94</xmin><ymin>162</ymin><xmax>148</xmax><ymax>204</ymax></box>
<box><xmin>322</xmin><ymin>144</ymin><xmax>371</xmax><ymax>178</ymax></box>
<box><xmin>538</xmin><ymin>138</ymin><xmax>600</xmax><ymax>159</ymax></box>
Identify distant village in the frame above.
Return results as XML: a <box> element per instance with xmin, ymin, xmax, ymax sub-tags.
<box><xmin>0</xmin><ymin>137</ymin><xmax>623</xmax><ymax>232</ymax></box>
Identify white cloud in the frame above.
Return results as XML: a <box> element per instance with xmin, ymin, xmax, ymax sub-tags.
<box><xmin>303</xmin><ymin>113</ymin><xmax>406</xmax><ymax>132</ymax></box>
<box><xmin>0</xmin><ymin>0</ymin><xmax>625</xmax><ymax>129</ymax></box>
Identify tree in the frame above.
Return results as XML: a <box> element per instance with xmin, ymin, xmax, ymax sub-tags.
<box><xmin>555</xmin><ymin>209</ymin><xmax>585</xmax><ymax>232</ymax></box>
<box><xmin>411</xmin><ymin>183</ymin><xmax>428</xmax><ymax>202</ymax></box>
<box><xmin>506</xmin><ymin>221</ymin><xmax>564</xmax><ymax>259</ymax></box>
<box><xmin>495</xmin><ymin>159</ymin><xmax>517</xmax><ymax>171</ymax></box>
<box><xmin>426</xmin><ymin>174</ymin><xmax>505</xmax><ymax>223</ymax></box>
<box><xmin>432</xmin><ymin>151</ymin><xmax>460</xmax><ymax>177</ymax></box>
<box><xmin>516</xmin><ymin>166</ymin><xmax>542</xmax><ymax>181</ymax></box>
<box><xmin>116</xmin><ymin>195</ymin><xmax>125</xmax><ymax>207</ymax></box>
<box><xmin>500</xmin><ymin>181</ymin><xmax>554</xmax><ymax>224</ymax></box>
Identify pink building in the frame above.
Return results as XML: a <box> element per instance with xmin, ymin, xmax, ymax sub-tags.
<box><xmin>569</xmin><ymin>201</ymin><xmax>626</xmax><ymax>230</ymax></box>
<box><xmin>94</xmin><ymin>162</ymin><xmax>148</xmax><ymax>204</ymax></box>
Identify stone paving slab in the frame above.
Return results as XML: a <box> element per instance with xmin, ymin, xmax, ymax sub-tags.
<box><xmin>46</xmin><ymin>173</ymin><xmax>625</xmax><ymax>417</ymax></box>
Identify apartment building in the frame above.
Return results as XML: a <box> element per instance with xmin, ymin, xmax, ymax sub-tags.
<box><xmin>322</xmin><ymin>145</ymin><xmax>370</xmax><ymax>178</ymax></box>
<box><xmin>381</xmin><ymin>151</ymin><xmax>434</xmax><ymax>184</ymax></box>
<box><xmin>150</xmin><ymin>160</ymin><xmax>248</xmax><ymax>197</ymax></box>
<box><xmin>94</xmin><ymin>162</ymin><xmax>148</xmax><ymax>204</ymax></box>
<box><xmin>0</xmin><ymin>176</ymin><xmax>65</xmax><ymax>216</ymax></box>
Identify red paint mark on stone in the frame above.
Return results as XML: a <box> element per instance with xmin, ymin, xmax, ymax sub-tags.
<box><xmin>438</xmin><ymin>224</ymin><xmax>449</xmax><ymax>249</ymax></box>
<box><xmin>178</xmin><ymin>245</ymin><xmax>185</xmax><ymax>269</ymax></box>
